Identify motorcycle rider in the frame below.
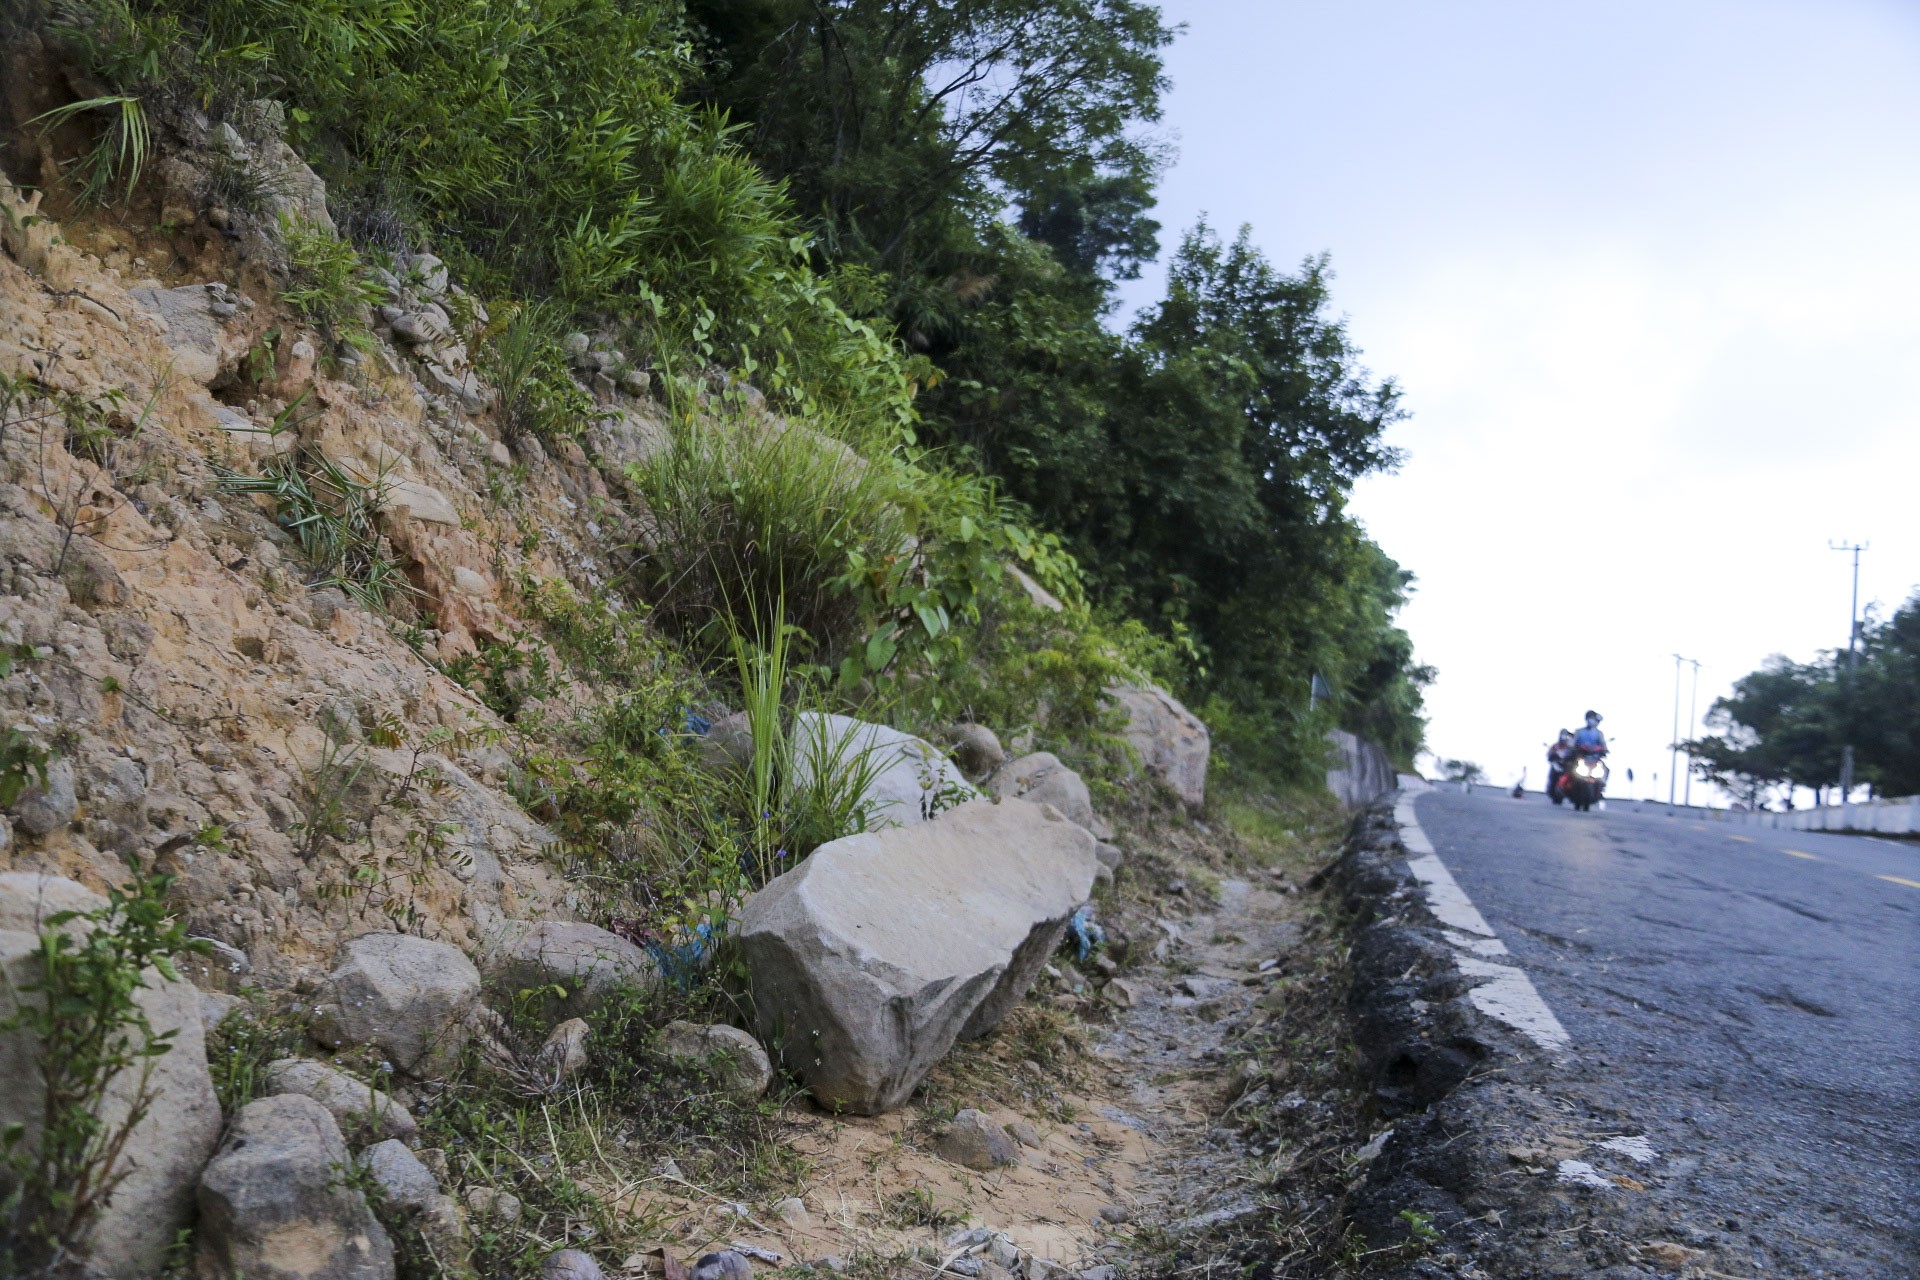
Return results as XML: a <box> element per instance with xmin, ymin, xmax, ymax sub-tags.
<box><xmin>1573</xmin><ymin>710</ymin><xmax>1607</xmax><ymax>758</ymax></box>
<box><xmin>1546</xmin><ymin>729</ymin><xmax>1574</xmax><ymax>802</ymax></box>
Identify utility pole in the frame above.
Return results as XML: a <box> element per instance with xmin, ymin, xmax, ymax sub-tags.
<box><xmin>1830</xmin><ymin>540</ymin><xmax>1867</xmax><ymax>804</ymax></box>
<box><xmin>1683</xmin><ymin>657</ymin><xmax>1702</xmax><ymax>807</ymax></box>
<box><xmin>1669</xmin><ymin>653</ymin><xmax>1698</xmax><ymax>807</ymax></box>
<box><xmin>1669</xmin><ymin>654</ymin><xmax>1683</xmax><ymax>806</ymax></box>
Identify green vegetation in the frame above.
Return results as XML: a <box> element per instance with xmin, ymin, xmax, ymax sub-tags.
<box><xmin>37</xmin><ymin>0</ymin><xmax>1427</xmax><ymax>793</ymax></box>
<box><xmin>0</xmin><ymin>863</ymin><xmax>207</xmax><ymax>1275</ymax></box>
<box><xmin>1685</xmin><ymin>592</ymin><xmax>1920</xmax><ymax>804</ymax></box>
<box><xmin>214</xmin><ymin>446</ymin><xmax>412</xmax><ymax>610</ymax></box>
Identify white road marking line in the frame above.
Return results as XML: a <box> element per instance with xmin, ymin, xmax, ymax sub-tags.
<box><xmin>1398</xmin><ymin>791</ymin><xmax>1572</xmax><ymax>1054</ymax></box>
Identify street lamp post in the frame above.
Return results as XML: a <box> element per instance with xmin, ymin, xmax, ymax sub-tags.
<box><xmin>1670</xmin><ymin>653</ymin><xmax>1699</xmax><ymax>807</ymax></box>
<box><xmin>1683</xmin><ymin>657</ymin><xmax>1701</xmax><ymax>807</ymax></box>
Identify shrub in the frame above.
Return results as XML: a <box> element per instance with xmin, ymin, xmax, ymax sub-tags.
<box><xmin>0</xmin><ymin>863</ymin><xmax>207</xmax><ymax>1274</ymax></box>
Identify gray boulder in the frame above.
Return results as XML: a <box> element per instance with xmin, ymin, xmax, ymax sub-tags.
<box><xmin>1107</xmin><ymin>683</ymin><xmax>1211</xmax><ymax>809</ymax></box>
<box><xmin>266</xmin><ymin>1058</ymin><xmax>418</xmax><ymax>1144</ymax></box>
<box><xmin>987</xmin><ymin>752</ymin><xmax>1094</xmax><ymax>831</ymax></box>
<box><xmin>196</xmin><ymin>1094</ymin><xmax>395</xmax><ymax>1280</ymax></box>
<box><xmin>659</xmin><ymin>1020</ymin><xmax>775</xmax><ymax>1098</ymax></box>
<box><xmin>792</xmin><ymin>712</ymin><xmax>977</xmax><ymax>829</ymax></box>
<box><xmin>946</xmin><ymin>723</ymin><xmax>1007</xmax><ymax>780</ymax></box>
<box><xmin>479</xmin><ymin>920</ymin><xmax>657</xmax><ymax>1021</ymax></box>
<box><xmin>0</xmin><ymin>874</ymin><xmax>222</xmax><ymax>1279</ymax></box>
<box><xmin>309</xmin><ymin>933</ymin><xmax>481</xmax><ymax>1078</ymax></box>
<box><xmin>359</xmin><ymin>1139</ymin><xmax>468</xmax><ymax>1275</ymax></box>
<box><xmin>542</xmin><ymin>1249</ymin><xmax>606</xmax><ymax>1280</ymax></box>
<box><xmin>933</xmin><ymin>1109</ymin><xmax>1019</xmax><ymax>1170</ymax></box>
<box><xmin>739</xmin><ymin>796</ymin><xmax>1096</xmax><ymax>1114</ymax></box>
<box><xmin>11</xmin><ymin>756</ymin><xmax>76</xmax><ymax>837</ymax></box>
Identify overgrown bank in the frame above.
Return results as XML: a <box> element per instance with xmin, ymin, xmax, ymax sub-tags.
<box><xmin>0</xmin><ymin>2</ymin><xmax>1434</xmax><ymax>1277</ymax></box>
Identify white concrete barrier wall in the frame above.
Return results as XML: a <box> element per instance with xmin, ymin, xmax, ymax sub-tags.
<box><xmin>1700</xmin><ymin>796</ymin><xmax>1920</xmax><ymax>835</ymax></box>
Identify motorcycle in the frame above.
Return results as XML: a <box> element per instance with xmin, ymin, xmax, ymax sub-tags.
<box><xmin>1562</xmin><ymin>750</ymin><xmax>1608</xmax><ymax>811</ymax></box>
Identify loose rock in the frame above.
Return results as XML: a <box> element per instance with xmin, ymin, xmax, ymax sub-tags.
<box><xmin>480</xmin><ymin>919</ymin><xmax>657</xmax><ymax>1021</ymax></box>
<box><xmin>1107</xmin><ymin>683</ymin><xmax>1211</xmax><ymax>809</ymax></box>
<box><xmin>934</xmin><ymin>1108</ymin><xmax>1019</xmax><ymax>1170</ymax></box>
<box><xmin>196</xmin><ymin>1093</ymin><xmax>395</xmax><ymax>1280</ymax></box>
<box><xmin>692</xmin><ymin>1251</ymin><xmax>753</xmax><ymax>1280</ymax></box>
<box><xmin>986</xmin><ymin>752</ymin><xmax>1094</xmax><ymax>831</ymax></box>
<box><xmin>309</xmin><ymin>932</ymin><xmax>481</xmax><ymax>1078</ymax></box>
<box><xmin>947</xmin><ymin>723</ymin><xmax>1007</xmax><ymax>780</ymax></box>
<box><xmin>792</xmin><ymin>712</ymin><xmax>978</xmax><ymax>827</ymax></box>
<box><xmin>740</xmin><ymin>796</ymin><xmax>1097</xmax><ymax>1113</ymax></box>
<box><xmin>659</xmin><ymin>1020</ymin><xmax>774</xmax><ymax>1098</ymax></box>
<box><xmin>266</xmin><ymin>1057</ymin><xmax>418</xmax><ymax>1144</ymax></box>
<box><xmin>542</xmin><ymin>1248</ymin><xmax>606</xmax><ymax>1280</ymax></box>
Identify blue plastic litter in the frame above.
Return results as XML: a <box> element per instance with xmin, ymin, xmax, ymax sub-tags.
<box><xmin>684</xmin><ymin>710</ymin><xmax>713</xmax><ymax>736</ymax></box>
<box><xmin>1068</xmin><ymin>907</ymin><xmax>1104</xmax><ymax>961</ymax></box>
<box><xmin>646</xmin><ymin>920</ymin><xmax>716</xmax><ymax>990</ymax></box>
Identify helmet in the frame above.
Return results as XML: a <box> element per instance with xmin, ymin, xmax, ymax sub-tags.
<box><xmin>1558</xmin><ymin>729</ymin><xmax>1573</xmax><ymax>742</ymax></box>
<box><xmin>1584</xmin><ymin>710</ymin><xmax>1602</xmax><ymax>723</ymax></box>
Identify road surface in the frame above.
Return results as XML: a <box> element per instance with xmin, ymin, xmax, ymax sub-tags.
<box><xmin>1412</xmin><ymin>787</ymin><xmax>1920</xmax><ymax>1278</ymax></box>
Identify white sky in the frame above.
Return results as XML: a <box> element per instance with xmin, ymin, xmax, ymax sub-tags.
<box><xmin>1119</xmin><ymin>0</ymin><xmax>1920</xmax><ymax>803</ymax></box>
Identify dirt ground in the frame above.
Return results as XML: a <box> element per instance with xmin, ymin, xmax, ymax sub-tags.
<box><xmin>607</xmin><ymin>872</ymin><xmax>1312</xmax><ymax>1278</ymax></box>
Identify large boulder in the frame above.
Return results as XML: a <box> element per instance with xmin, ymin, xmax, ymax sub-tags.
<box><xmin>309</xmin><ymin>933</ymin><xmax>481</xmax><ymax>1078</ymax></box>
<box><xmin>1107</xmin><ymin>683</ymin><xmax>1211</xmax><ymax>809</ymax></box>
<box><xmin>986</xmin><ymin>752</ymin><xmax>1094</xmax><ymax>831</ymax></box>
<box><xmin>1325</xmin><ymin>729</ymin><xmax>1396</xmax><ymax>808</ymax></box>
<box><xmin>478</xmin><ymin>920</ymin><xmax>657</xmax><ymax>1021</ymax></box>
<box><xmin>0</xmin><ymin>874</ymin><xmax>222</xmax><ymax>1279</ymax></box>
<box><xmin>196</xmin><ymin>1093</ymin><xmax>395</xmax><ymax>1280</ymax></box>
<box><xmin>793</xmin><ymin>713</ymin><xmax>978</xmax><ymax>829</ymax></box>
<box><xmin>739</xmin><ymin>796</ymin><xmax>1096</xmax><ymax>1114</ymax></box>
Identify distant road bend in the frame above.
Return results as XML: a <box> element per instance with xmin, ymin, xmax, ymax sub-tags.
<box><xmin>1411</xmin><ymin>787</ymin><xmax>1920</xmax><ymax>1278</ymax></box>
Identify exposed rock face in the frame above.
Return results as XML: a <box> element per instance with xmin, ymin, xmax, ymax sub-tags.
<box><xmin>739</xmin><ymin>796</ymin><xmax>1096</xmax><ymax>1114</ymax></box>
<box><xmin>478</xmin><ymin>920</ymin><xmax>657</xmax><ymax>1021</ymax></box>
<box><xmin>792</xmin><ymin>713</ymin><xmax>978</xmax><ymax>829</ymax></box>
<box><xmin>1325</xmin><ymin>729</ymin><xmax>1396</xmax><ymax>808</ymax></box>
<box><xmin>309</xmin><ymin>933</ymin><xmax>482</xmax><ymax>1078</ymax></box>
<box><xmin>127</xmin><ymin>282</ymin><xmax>250</xmax><ymax>387</ymax></box>
<box><xmin>196</xmin><ymin>1094</ymin><xmax>396</xmax><ymax>1280</ymax></box>
<box><xmin>1107</xmin><ymin>683</ymin><xmax>1211</xmax><ymax>809</ymax></box>
<box><xmin>934</xmin><ymin>1108</ymin><xmax>1020</xmax><ymax>1170</ymax></box>
<box><xmin>659</xmin><ymin>1020</ymin><xmax>775</xmax><ymax>1098</ymax></box>
<box><xmin>987</xmin><ymin>752</ymin><xmax>1094</xmax><ymax>831</ymax></box>
<box><xmin>0</xmin><ymin>874</ymin><xmax>222</xmax><ymax>1279</ymax></box>
<box><xmin>266</xmin><ymin>1057</ymin><xmax>418</xmax><ymax>1144</ymax></box>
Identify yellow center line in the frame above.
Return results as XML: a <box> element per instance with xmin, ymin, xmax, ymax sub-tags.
<box><xmin>1879</xmin><ymin>875</ymin><xmax>1920</xmax><ymax>889</ymax></box>
<box><xmin>1782</xmin><ymin>850</ymin><xmax>1820</xmax><ymax>861</ymax></box>
<box><xmin>1728</xmin><ymin>834</ymin><xmax>1755</xmax><ymax>843</ymax></box>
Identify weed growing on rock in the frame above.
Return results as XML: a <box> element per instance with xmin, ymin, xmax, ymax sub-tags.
<box><xmin>0</xmin><ymin>863</ymin><xmax>207</xmax><ymax>1275</ymax></box>
<box><xmin>28</xmin><ymin>94</ymin><xmax>151</xmax><ymax>205</ymax></box>
<box><xmin>879</xmin><ymin>1185</ymin><xmax>964</xmax><ymax>1232</ymax></box>
<box><xmin>215</xmin><ymin>448</ymin><xmax>412</xmax><ymax>609</ymax></box>
<box><xmin>277</xmin><ymin>214</ymin><xmax>381</xmax><ymax>342</ymax></box>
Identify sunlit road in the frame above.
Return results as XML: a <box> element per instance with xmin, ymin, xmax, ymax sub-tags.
<box><xmin>1413</xmin><ymin>787</ymin><xmax>1920</xmax><ymax>1278</ymax></box>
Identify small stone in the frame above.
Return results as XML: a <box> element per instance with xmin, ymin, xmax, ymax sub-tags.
<box><xmin>466</xmin><ymin>1185</ymin><xmax>523</xmax><ymax>1224</ymax></box>
<box><xmin>1093</xmin><ymin>842</ymin><xmax>1124</xmax><ymax>871</ymax></box>
<box><xmin>533</xmin><ymin>1016</ymin><xmax>591</xmax><ymax>1084</ymax></box>
<box><xmin>773</xmin><ymin>1197</ymin><xmax>809</xmax><ymax>1228</ymax></box>
<box><xmin>489</xmin><ymin>439</ymin><xmax>513</xmax><ymax>466</ymax></box>
<box><xmin>692</xmin><ymin>1251</ymin><xmax>754</xmax><ymax>1280</ymax></box>
<box><xmin>1078</xmin><ymin>1268</ymin><xmax>1118</xmax><ymax>1280</ymax></box>
<box><xmin>543</xmin><ymin>1248</ymin><xmax>606</xmax><ymax>1280</ymax></box>
<box><xmin>1096</xmin><ymin>1204</ymin><xmax>1129</xmax><ymax>1224</ymax></box>
<box><xmin>814</xmin><ymin>1256</ymin><xmax>849</xmax><ymax>1274</ymax></box>
<box><xmin>265</xmin><ymin>1057</ymin><xmax>418</xmax><ymax>1144</ymax></box>
<box><xmin>933</xmin><ymin>1108</ymin><xmax>1019</xmax><ymax>1170</ymax></box>
<box><xmin>451</xmin><ymin>566</ymin><xmax>492</xmax><ymax>597</ymax></box>
<box><xmin>1104</xmin><ymin>978</ymin><xmax>1145</xmax><ymax>1008</ymax></box>
<box><xmin>1008</xmin><ymin>1119</ymin><xmax>1042</xmax><ymax>1148</ymax></box>
<box><xmin>659</xmin><ymin>1021</ymin><xmax>774</xmax><ymax>1098</ymax></box>
<box><xmin>947</xmin><ymin>723</ymin><xmax>1006</xmax><ymax>779</ymax></box>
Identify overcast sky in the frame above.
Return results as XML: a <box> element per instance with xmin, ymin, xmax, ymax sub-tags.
<box><xmin>1119</xmin><ymin>0</ymin><xmax>1920</xmax><ymax>802</ymax></box>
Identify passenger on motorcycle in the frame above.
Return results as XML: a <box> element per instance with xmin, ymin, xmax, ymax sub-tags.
<box><xmin>1546</xmin><ymin>730</ymin><xmax>1574</xmax><ymax>802</ymax></box>
<box><xmin>1573</xmin><ymin>710</ymin><xmax>1607</xmax><ymax>757</ymax></box>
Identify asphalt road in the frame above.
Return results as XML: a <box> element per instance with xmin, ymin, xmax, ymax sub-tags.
<box><xmin>1412</xmin><ymin>786</ymin><xmax>1920</xmax><ymax>1279</ymax></box>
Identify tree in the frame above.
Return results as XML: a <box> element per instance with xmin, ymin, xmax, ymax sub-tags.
<box><xmin>1438</xmin><ymin>759</ymin><xmax>1487</xmax><ymax>784</ymax></box>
